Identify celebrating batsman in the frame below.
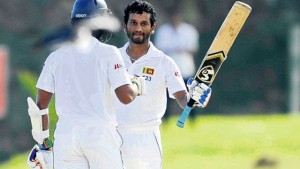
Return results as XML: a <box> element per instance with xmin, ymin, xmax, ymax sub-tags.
<box><xmin>115</xmin><ymin>1</ymin><xmax>212</xmax><ymax>169</ymax></box>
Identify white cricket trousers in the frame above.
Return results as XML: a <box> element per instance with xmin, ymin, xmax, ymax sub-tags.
<box><xmin>118</xmin><ymin>126</ymin><xmax>162</xmax><ymax>169</ymax></box>
<box><xmin>53</xmin><ymin>118</ymin><xmax>124</xmax><ymax>169</ymax></box>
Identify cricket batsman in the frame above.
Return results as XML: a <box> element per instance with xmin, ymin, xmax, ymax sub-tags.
<box><xmin>26</xmin><ymin>0</ymin><xmax>146</xmax><ymax>168</ymax></box>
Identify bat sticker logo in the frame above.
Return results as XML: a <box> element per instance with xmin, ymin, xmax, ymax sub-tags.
<box><xmin>198</xmin><ymin>65</ymin><xmax>215</xmax><ymax>83</ymax></box>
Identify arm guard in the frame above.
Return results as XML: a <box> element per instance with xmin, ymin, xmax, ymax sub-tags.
<box><xmin>27</xmin><ymin>97</ymin><xmax>49</xmax><ymax>144</ymax></box>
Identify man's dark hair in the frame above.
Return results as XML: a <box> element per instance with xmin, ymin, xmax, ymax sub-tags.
<box><xmin>124</xmin><ymin>0</ymin><xmax>157</xmax><ymax>26</ymax></box>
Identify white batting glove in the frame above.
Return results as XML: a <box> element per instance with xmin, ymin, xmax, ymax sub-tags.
<box><xmin>187</xmin><ymin>78</ymin><xmax>212</xmax><ymax>108</ymax></box>
<box><xmin>131</xmin><ymin>75</ymin><xmax>146</xmax><ymax>96</ymax></box>
<box><xmin>27</xmin><ymin>139</ymin><xmax>54</xmax><ymax>169</ymax></box>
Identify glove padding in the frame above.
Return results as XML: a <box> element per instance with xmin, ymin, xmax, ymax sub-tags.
<box><xmin>187</xmin><ymin>78</ymin><xmax>212</xmax><ymax>108</ymax></box>
<box><xmin>131</xmin><ymin>75</ymin><xmax>146</xmax><ymax>96</ymax></box>
<box><xmin>27</xmin><ymin>145</ymin><xmax>53</xmax><ymax>169</ymax></box>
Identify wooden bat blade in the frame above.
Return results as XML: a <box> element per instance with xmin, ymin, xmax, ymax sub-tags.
<box><xmin>208</xmin><ymin>1</ymin><xmax>252</xmax><ymax>56</ymax></box>
<box><xmin>194</xmin><ymin>1</ymin><xmax>252</xmax><ymax>86</ymax></box>
<box><xmin>177</xmin><ymin>1</ymin><xmax>252</xmax><ymax>128</ymax></box>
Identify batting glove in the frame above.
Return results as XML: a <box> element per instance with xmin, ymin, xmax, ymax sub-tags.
<box><xmin>27</xmin><ymin>139</ymin><xmax>53</xmax><ymax>169</ymax></box>
<box><xmin>187</xmin><ymin>78</ymin><xmax>212</xmax><ymax>108</ymax></box>
<box><xmin>131</xmin><ymin>75</ymin><xmax>146</xmax><ymax>96</ymax></box>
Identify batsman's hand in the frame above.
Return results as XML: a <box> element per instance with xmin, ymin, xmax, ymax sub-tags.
<box><xmin>131</xmin><ymin>75</ymin><xmax>146</xmax><ymax>96</ymax></box>
<box><xmin>27</xmin><ymin>140</ymin><xmax>53</xmax><ymax>169</ymax></box>
<box><xmin>187</xmin><ymin>78</ymin><xmax>212</xmax><ymax>108</ymax></box>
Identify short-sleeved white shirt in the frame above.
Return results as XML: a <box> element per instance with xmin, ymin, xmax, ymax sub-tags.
<box><xmin>37</xmin><ymin>36</ymin><xmax>131</xmax><ymax>126</ymax></box>
<box><xmin>116</xmin><ymin>42</ymin><xmax>187</xmax><ymax>128</ymax></box>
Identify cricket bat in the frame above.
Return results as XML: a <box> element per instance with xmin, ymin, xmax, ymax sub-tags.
<box><xmin>177</xmin><ymin>1</ymin><xmax>252</xmax><ymax>128</ymax></box>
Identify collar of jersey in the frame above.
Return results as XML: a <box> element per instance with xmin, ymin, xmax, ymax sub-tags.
<box><xmin>122</xmin><ymin>42</ymin><xmax>160</xmax><ymax>64</ymax></box>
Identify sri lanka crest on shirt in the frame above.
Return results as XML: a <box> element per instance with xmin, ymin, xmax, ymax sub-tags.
<box><xmin>142</xmin><ymin>67</ymin><xmax>154</xmax><ymax>75</ymax></box>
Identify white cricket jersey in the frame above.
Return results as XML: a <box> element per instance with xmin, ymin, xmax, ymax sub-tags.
<box><xmin>37</xmin><ymin>36</ymin><xmax>131</xmax><ymax>126</ymax></box>
<box><xmin>116</xmin><ymin>42</ymin><xmax>187</xmax><ymax>128</ymax></box>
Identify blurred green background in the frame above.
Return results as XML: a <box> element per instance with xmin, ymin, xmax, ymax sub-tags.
<box><xmin>0</xmin><ymin>0</ymin><xmax>300</xmax><ymax>168</ymax></box>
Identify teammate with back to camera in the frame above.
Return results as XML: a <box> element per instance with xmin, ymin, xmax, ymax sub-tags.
<box><xmin>115</xmin><ymin>1</ymin><xmax>212</xmax><ymax>169</ymax></box>
<box><xmin>26</xmin><ymin>0</ymin><xmax>146</xmax><ymax>169</ymax></box>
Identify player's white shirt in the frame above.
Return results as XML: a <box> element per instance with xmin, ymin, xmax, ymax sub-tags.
<box><xmin>116</xmin><ymin>42</ymin><xmax>187</xmax><ymax>128</ymax></box>
<box><xmin>37</xmin><ymin>36</ymin><xmax>131</xmax><ymax>126</ymax></box>
<box><xmin>154</xmin><ymin>22</ymin><xmax>199</xmax><ymax>78</ymax></box>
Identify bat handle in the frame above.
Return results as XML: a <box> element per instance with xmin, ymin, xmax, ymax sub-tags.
<box><xmin>176</xmin><ymin>99</ymin><xmax>196</xmax><ymax>128</ymax></box>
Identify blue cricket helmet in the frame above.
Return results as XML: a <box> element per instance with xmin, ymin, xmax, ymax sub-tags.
<box><xmin>71</xmin><ymin>0</ymin><xmax>111</xmax><ymax>26</ymax></box>
<box><xmin>70</xmin><ymin>0</ymin><xmax>120</xmax><ymax>42</ymax></box>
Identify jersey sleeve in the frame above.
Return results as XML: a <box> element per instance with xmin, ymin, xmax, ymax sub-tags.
<box><xmin>108</xmin><ymin>47</ymin><xmax>131</xmax><ymax>90</ymax></box>
<box><xmin>164</xmin><ymin>56</ymin><xmax>187</xmax><ymax>99</ymax></box>
<box><xmin>36</xmin><ymin>53</ymin><xmax>56</xmax><ymax>93</ymax></box>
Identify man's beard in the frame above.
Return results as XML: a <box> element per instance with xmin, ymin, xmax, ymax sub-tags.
<box><xmin>127</xmin><ymin>31</ymin><xmax>151</xmax><ymax>44</ymax></box>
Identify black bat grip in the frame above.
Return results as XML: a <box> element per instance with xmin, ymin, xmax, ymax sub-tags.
<box><xmin>187</xmin><ymin>98</ymin><xmax>196</xmax><ymax>107</ymax></box>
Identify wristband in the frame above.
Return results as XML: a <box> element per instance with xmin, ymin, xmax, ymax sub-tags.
<box><xmin>39</xmin><ymin>138</ymin><xmax>53</xmax><ymax>150</ymax></box>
